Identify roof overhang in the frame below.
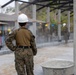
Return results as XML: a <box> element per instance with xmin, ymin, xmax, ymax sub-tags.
<box><xmin>0</xmin><ymin>13</ymin><xmax>46</xmax><ymax>23</ymax></box>
<box><xmin>0</xmin><ymin>22</ymin><xmax>8</xmax><ymax>25</ymax></box>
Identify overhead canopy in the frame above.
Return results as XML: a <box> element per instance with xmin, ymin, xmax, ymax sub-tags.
<box><xmin>19</xmin><ymin>0</ymin><xmax>73</xmax><ymax>17</ymax></box>
<box><xmin>18</xmin><ymin>0</ymin><xmax>73</xmax><ymax>13</ymax></box>
<box><xmin>34</xmin><ymin>0</ymin><xmax>73</xmax><ymax>12</ymax></box>
<box><xmin>1</xmin><ymin>0</ymin><xmax>73</xmax><ymax>13</ymax></box>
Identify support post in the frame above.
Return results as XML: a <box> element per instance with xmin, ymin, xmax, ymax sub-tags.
<box><xmin>58</xmin><ymin>9</ymin><xmax>61</xmax><ymax>41</ymax></box>
<box><xmin>67</xmin><ymin>11</ymin><xmax>70</xmax><ymax>33</ymax></box>
<box><xmin>46</xmin><ymin>7</ymin><xmax>50</xmax><ymax>29</ymax></box>
<box><xmin>2</xmin><ymin>25</ymin><xmax>4</xmax><ymax>46</ymax></box>
<box><xmin>32</xmin><ymin>5</ymin><xmax>36</xmax><ymax>38</ymax></box>
<box><xmin>15</xmin><ymin>1</ymin><xmax>19</xmax><ymax>30</ymax></box>
<box><xmin>0</xmin><ymin>6</ymin><xmax>2</xmax><ymax>13</ymax></box>
<box><xmin>74</xmin><ymin>0</ymin><xmax>76</xmax><ymax>75</ymax></box>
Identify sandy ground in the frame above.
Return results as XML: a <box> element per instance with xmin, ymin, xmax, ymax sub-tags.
<box><xmin>0</xmin><ymin>42</ymin><xmax>73</xmax><ymax>75</ymax></box>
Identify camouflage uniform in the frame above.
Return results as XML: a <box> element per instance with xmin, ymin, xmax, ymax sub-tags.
<box><xmin>5</xmin><ymin>27</ymin><xmax>37</xmax><ymax>75</ymax></box>
<box><xmin>63</xmin><ymin>26</ymin><xmax>69</xmax><ymax>43</ymax></box>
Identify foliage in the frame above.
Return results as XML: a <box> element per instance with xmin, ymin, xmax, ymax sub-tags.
<box><xmin>70</xmin><ymin>24</ymin><xmax>74</xmax><ymax>32</ymax></box>
<box><xmin>37</xmin><ymin>8</ymin><xmax>46</xmax><ymax>21</ymax></box>
<box><xmin>5</xmin><ymin>6</ymin><xmax>15</xmax><ymax>13</ymax></box>
<box><xmin>37</xmin><ymin>8</ymin><xmax>73</xmax><ymax>32</ymax></box>
<box><xmin>61</xmin><ymin>14</ymin><xmax>68</xmax><ymax>24</ymax></box>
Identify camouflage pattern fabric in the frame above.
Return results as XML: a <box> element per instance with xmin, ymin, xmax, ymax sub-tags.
<box><xmin>30</xmin><ymin>35</ymin><xmax>37</xmax><ymax>56</ymax></box>
<box><xmin>15</xmin><ymin>48</ymin><xmax>34</xmax><ymax>75</ymax></box>
<box><xmin>5</xmin><ymin>28</ymin><xmax>37</xmax><ymax>75</ymax></box>
<box><xmin>63</xmin><ymin>26</ymin><xmax>69</xmax><ymax>43</ymax></box>
<box><xmin>5</xmin><ymin>30</ymin><xmax>17</xmax><ymax>51</ymax></box>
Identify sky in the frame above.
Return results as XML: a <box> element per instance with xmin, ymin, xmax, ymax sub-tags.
<box><xmin>0</xmin><ymin>0</ymin><xmax>28</xmax><ymax>7</ymax></box>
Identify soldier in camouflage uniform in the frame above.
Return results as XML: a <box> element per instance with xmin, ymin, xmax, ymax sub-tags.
<box><xmin>63</xmin><ymin>25</ymin><xmax>69</xmax><ymax>43</ymax></box>
<box><xmin>5</xmin><ymin>13</ymin><xmax>37</xmax><ymax>75</ymax></box>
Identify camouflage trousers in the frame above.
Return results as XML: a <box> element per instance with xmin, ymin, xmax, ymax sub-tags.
<box><xmin>14</xmin><ymin>48</ymin><xmax>34</xmax><ymax>75</ymax></box>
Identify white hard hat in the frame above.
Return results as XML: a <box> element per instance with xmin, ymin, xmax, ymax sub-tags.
<box><xmin>63</xmin><ymin>23</ymin><xmax>66</xmax><ymax>27</ymax></box>
<box><xmin>18</xmin><ymin>13</ymin><xmax>28</xmax><ymax>23</ymax></box>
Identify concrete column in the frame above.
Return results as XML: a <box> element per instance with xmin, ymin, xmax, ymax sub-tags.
<box><xmin>2</xmin><ymin>25</ymin><xmax>4</xmax><ymax>46</ymax></box>
<box><xmin>58</xmin><ymin>9</ymin><xmax>61</xmax><ymax>41</ymax></box>
<box><xmin>46</xmin><ymin>7</ymin><xmax>50</xmax><ymax>29</ymax></box>
<box><xmin>32</xmin><ymin>5</ymin><xmax>36</xmax><ymax>37</ymax></box>
<box><xmin>0</xmin><ymin>6</ymin><xmax>2</xmax><ymax>13</ymax></box>
<box><xmin>67</xmin><ymin>11</ymin><xmax>70</xmax><ymax>33</ymax></box>
<box><xmin>15</xmin><ymin>1</ymin><xmax>19</xmax><ymax>30</ymax></box>
<box><xmin>74</xmin><ymin>0</ymin><xmax>76</xmax><ymax>75</ymax></box>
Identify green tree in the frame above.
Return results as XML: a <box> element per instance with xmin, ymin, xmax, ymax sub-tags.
<box><xmin>5</xmin><ymin>6</ymin><xmax>15</xmax><ymax>13</ymax></box>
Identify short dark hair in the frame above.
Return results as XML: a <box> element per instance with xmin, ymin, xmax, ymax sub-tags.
<box><xmin>19</xmin><ymin>23</ymin><xmax>27</xmax><ymax>26</ymax></box>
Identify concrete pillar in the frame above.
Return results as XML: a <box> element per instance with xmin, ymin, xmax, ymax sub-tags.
<box><xmin>74</xmin><ymin>0</ymin><xmax>76</xmax><ymax>75</ymax></box>
<box><xmin>46</xmin><ymin>7</ymin><xmax>50</xmax><ymax>29</ymax></box>
<box><xmin>32</xmin><ymin>5</ymin><xmax>36</xmax><ymax>37</ymax></box>
<box><xmin>2</xmin><ymin>25</ymin><xmax>4</xmax><ymax>46</ymax></box>
<box><xmin>67</xmin><ymin>11</ymin><xmax>70</xmax><ymax>33</ymax></box>
<box><xmin>15</xmin><ymin>1</ymin><xmax>19</xmax><ymax>30</ymax></box>
<box><xmin>0</xmin><ymin>6</ymin><xmax>2</xmax><ymax>13</ymax></box>
<box><xmin>58</xmin><ymin>9</ymin><xmax>61</xmax><ymax>41</ymax></box>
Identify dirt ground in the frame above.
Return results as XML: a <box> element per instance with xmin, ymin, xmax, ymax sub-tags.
<box><xmin>0</xmin><ymin>42</ymin><xmax>73</xmax><ymax>75</ymax></box>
